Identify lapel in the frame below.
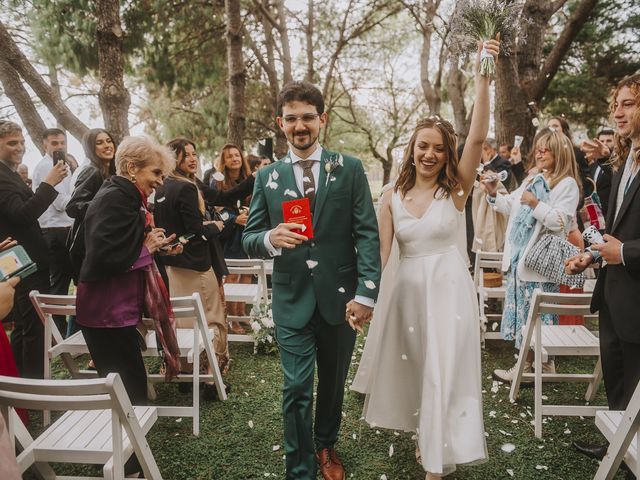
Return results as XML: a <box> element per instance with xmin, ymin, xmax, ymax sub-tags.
<box><xmin>312</xmin><ymin>149</ymin><xmax>334</xmax><ymax>230</ymax></box>
<box><xmin>606</xmin><ymin>167</ymin><xmax>623</xmax><ymax>231</ymax></box>
<box><xmin>276</xmin><ymin>153</ymin><xmax>303</xmax><ymax>199</ymax></box>
<box><xmin>611</xmin><ymin>168</ymin><xmax>640</xmax><ymax>233</ymax></box>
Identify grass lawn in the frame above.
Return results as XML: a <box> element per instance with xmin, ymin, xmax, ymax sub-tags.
<box><xmin>26</xmin><ymin>335</ymin><xmax>622</xmax><ymax>479</ymax></box>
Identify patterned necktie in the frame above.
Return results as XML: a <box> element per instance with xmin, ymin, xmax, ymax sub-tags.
<box><xmin>298</xmin><ymin>160</ymin><xmax>316</xmax><ymax>205</ymax></box>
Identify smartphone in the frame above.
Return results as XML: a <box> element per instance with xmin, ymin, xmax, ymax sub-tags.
<box><xmin>162</xmin><ymin>233</ymin><xmax>195</xmax><ymax>250</ymax></box>
<box><xmin>52</xmin><ymin>150</ymin><xmax>66</xmax><ymax>166</ymax></box>
<box><xmin>0</xmin><ymin>245</ymin><xmax>37</xmax><ymax>282</ymax></box>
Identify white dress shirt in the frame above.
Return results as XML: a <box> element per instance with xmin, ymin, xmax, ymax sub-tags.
<box><xmin>32</xmin><ymin>154</ymin><xmax>73</xmax><ymax>228</ymax></box>
<box><xmin>263</xmin><ymin>145</ymin><xmax>374</xmax><ymax>308</ymax></box>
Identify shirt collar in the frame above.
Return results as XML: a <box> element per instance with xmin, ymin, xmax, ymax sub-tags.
<box><xmin>289</xmin><ymin>145</ymin><xmax>323</xmax><ymax>164</ymax></box>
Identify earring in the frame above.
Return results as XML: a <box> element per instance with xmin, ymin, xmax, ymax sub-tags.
<box><xmin>131</xmin><ymin>174</ymin><xmax>137</xmax><ymax>183</ymax></box>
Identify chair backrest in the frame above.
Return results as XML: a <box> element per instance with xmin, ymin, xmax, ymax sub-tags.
<box><xmin>0</xmin><ymin>373</ymin><xmax>126</xmax><ymax>414</ymax></box>
<box><xmin>29</xmin><ymin>291</ymin><xmax>76</xmax><ymax>346</ymax></box>
<box><xmin>473</xmin><ymin>250</ymin><xmax>504</xmax><ymax>288</ymax></box>
<box><xmin>528</xmin><ymin>289</ymin><xmax>596</xmax><ymax>319</ymax></box>
<box><xmin>225</xmin><ymin>258</ymin><xmax>269</xmax><ymax>302</ymax></box>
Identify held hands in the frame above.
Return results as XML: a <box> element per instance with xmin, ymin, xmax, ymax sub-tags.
<box><xmin>520</xmin><ymin>191</ymin><xmax>539</xmax><ymax>209</ymax></box>
<box><xmin>43</xmin><ymin>161</ymin><xmax>68</xmax><ymax>187</ymax></box>
<box><xmin>565</xmin><ymin>252</ymin><xmax>594</xmax><ymax>275</ymax></box>
<box><xmin>235</xmin><ymin>211</ymin><xmax>249</xmax><ymax>226</ymax></box>
<box><xmin>345</xmin><ymin>300</ymin><xmax>373</xmax><ymax>334</ymax></box>
<box><xmin>268</xmin><ymin>223</ymin><xmax>308</xmax><ymax>249</ymax></box>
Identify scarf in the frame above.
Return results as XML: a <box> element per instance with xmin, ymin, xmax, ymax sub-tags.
<box><xmin>508</xmin><ymin>174</ymin><xmax>550</xmax><ymax>266</ymax></box>
<box><xmin>137</xmin><ymin>185</ymin><xmax>181</xmax><ymax>381</ymax></box>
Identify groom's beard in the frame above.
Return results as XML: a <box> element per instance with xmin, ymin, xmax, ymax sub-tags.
<box><xmin>289</xmin><ymin>130</ymin><xmax>318</xmax><ymax>152</ymax></box>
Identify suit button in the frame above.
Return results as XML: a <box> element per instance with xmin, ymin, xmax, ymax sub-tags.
<box><xmin>310</xmin><ymin>272</ymin><xmax>314</xmax><ymax>277</ymax></box>
<box><xmin>311</xmin><ymin>242</ymin><xmax>316</xmax><ymax>247</ymax></box>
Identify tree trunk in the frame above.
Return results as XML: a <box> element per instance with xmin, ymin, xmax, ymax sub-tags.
<box><xmin>495</xmin><ymin>0</ymin><xmax>598</xmax><ymax>158</ymax></box>
<box><xmin>0</xmin><ymin>57</ymin><xmax>47</xmax><ymax>152</ymax></box>
<box><xmin>225</xmin><ymin>0</ymin><xmax>246</xmax><ymax>148</ymax></box>
<box><xmin>382</xmin><ymin>150</ymin><xmax>393</xmax><ymax>186</ymax></box>
<box><xmin>447</xmin><ymin>59</ymin><xmax>470</xmax><ymax>142</ymax></box>
<box><xmin>418</xmin><ymin>0</ymin><xmax>441</xmax><ymax>115</ymax></box>
<box><xmin>95</xmin><ymin>0</ymin><xmax>130</xmax><ymax>143</ymax></box>
<box><xmin>0</xmin><ymin>19</ymin><xmax>88</xmax><ymax>141</ymax></box>
<box><xmin>275</xmin><ymin>0</ymin><xmax>293</xmax><ymax>85</ymax></box>
<box><xmin>495</xmin><ymin>55</ymin><xmax>537</xmax><ymax>158</ymax></box>
<box><xmin>305</xmin><ymin>0</ymin><xmax>315</xmax><ymax>82</ymax></box>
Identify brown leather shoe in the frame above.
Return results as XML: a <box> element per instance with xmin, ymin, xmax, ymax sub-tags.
<box><xmin>316</xmin><ymin>448</ymin><xmax>345</xmax><ymax>480</ymax></box>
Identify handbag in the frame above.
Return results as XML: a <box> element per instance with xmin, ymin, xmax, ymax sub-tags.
<box><xmin>524</xmin><ymin>233</ymin><xmax>585</xmax><ymax>288</ymax></box>
<box><xmin>579</xmin><ymin>178</ymin><xmax>606</xmax><ymax>231</ymax></box>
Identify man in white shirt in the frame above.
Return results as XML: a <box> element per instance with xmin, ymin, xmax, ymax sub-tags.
<box><xmin>32</xmin><ymin>128</ymin><xmax>74</xmax><ymax>335</ymax></box>
<box><xmin>243</xmin><ymin>81</ymin><xmax>380</xmax><ymax>480</ymax></box>
<box><xmin>567</xmin><ymin>74</ymin><xmax>640</xmax><ymax>467</ymax></box>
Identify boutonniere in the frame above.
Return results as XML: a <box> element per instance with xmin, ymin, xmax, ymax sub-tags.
<box><xmin>324</xmin><ymin>153</ymin><xmax>343</xmax><ymax>186</ymax></box>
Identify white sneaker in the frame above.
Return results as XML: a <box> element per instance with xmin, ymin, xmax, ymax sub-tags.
<box><xmin>493</xmin><ymin>361</ymin><xmax>533</xmax><ymax>383</ymax></box>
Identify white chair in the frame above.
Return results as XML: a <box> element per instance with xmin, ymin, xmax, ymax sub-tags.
<box><xmin>224</xmin><ymin>258</ymin><xmax>269</xmax><ymax>343</ymax></box>
<box><xmin>472</xmin><ymin>250</ymin><xmax>506</xmax><ymax>343</ymax></box>
<box><xmin>594</xmin><ymin>381</ymin><xmax>640</xmax><ymax>479</ymax></box>
<box><xmin>30</xmin><ymin>291</ymin><xmax>226</xmax><ymax>435</ymax></box>
<box><xmin>0</xmin><ymin>373</ymin><xmax>162</xmax><ymax>480</ymax></box>
<box><xmin>509</xmin><ymin>289</ymin><xmax>605</xmax><ymax>438</ymax></box>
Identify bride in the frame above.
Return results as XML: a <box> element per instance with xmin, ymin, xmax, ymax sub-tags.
<box><xmin>352</xmin><ymin>40</ymin><xmax>499</xmax><ymax>479</ymax></box>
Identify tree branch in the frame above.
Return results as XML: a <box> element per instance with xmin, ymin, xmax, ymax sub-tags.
<box><xmin>0</xmin><ymin>19</ymin><xmax>88</xmax><ymax>141</ymax></box>
<box><xmin>528</xmin><ymin>0</ymin><xmax>598</xmax><ymax>102</ymax></box>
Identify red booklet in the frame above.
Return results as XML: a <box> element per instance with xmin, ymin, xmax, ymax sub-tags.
<box><xmin>282</xmin><ymin>197</ymin><xmax>314</xmax><ymax>239</ymax></box>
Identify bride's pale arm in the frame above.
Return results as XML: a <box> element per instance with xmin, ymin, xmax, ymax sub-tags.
<box><xmin>378</xmin><ymin>189</ymin><xmax>394</xmax><ymax>270</ymax></box>
<box><xmin>454</xmin><ymin>40</ymin><xmax>500</xmax><ymax>210</ymax></box>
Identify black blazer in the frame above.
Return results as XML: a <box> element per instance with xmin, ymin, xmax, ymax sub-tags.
<box><xmin>0</xmin><ymin>161</ymin><xmax>57</xmax><ymax>269</ymax></box>
<box><xmin>154</xmin><ymin>176</ymin><xmax>221</xmax><ymax>273</ymax></box>
<box><xmin>591</xmin><ymin>164</ymin><xmax>640</xmax><ymax>342</ymax></box>
<box><xmin>590</xmin><ymin>158</ymin><xmax>613</xmax><ymax>218</ymax></box>
<box><xmin>80</xmin><ymin>176</ymin><xmax>146</xmax><ymax>282</ymax></box>
<box><xmin>66</xmin><ymin>165</ymin><xmax>106</xmax><ymax>279</ymax></box>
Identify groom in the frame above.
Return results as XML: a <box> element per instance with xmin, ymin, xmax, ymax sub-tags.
<box><xmin>243</xmin><ymin>81</ymin><xmax>381</xmax><ymax>480</ymax></box>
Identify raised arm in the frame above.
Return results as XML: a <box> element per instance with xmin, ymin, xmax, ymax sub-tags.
<box><xmin>454</xmin><ymin>40</ymin><xmax>500</xmax><ymax>210</ymax></box>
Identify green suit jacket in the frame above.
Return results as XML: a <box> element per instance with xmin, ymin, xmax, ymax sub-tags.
<box><xmin>242</xmin><ymin>148</ymin><xmax>381</xmax><ymax>329</ymax></box>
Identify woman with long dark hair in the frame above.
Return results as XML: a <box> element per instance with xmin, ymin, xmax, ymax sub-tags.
<box><xmin>66</xmin><ymin>128</ymin><xmax>117</xmax><ymax>279</ymax></box>
<box><xmin>154</xmin><ymin>137</ymin><xmax>231</xmax><ymax>399</ymax></box>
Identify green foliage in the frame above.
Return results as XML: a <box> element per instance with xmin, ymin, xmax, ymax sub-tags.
<box><xmin>542</xmin><ymin>0</ymin><xmax>640</xmax><ymax>135</ymax></box>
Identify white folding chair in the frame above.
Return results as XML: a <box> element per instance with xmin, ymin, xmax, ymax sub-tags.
<box><xmin>509</xmin><ymin>289</ymin><xmax>605</xmax><ymax>438</ymax></box>
<box><xmin>30</xmin><ymin>291</ymin><xmax>226</xmax><ymax>435</ymax></box>
<box><xmin>224</xmin><ymin>258</ymin><xmax>269</xmax><ymax>343</ymax></box>
<box><xmin>0</xmin><ymin>373</ymin><xmax>162</xmax><ymax>480</ymax></box>
<box><xmin>472</xmin><ymin>250</ymin><xmax>506</xmax><ymax>343</ymax></box>
<box><xmin>143</xmin><ymin>293</ymin><xmax>227</xmax><ymax>435</ymax></box>
<box><xmin>594</xmin><ymin>381</ymin><xmax>640</xmax><ymax>479</ymax></box>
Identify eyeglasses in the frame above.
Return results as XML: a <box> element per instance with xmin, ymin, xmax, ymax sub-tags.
<box><xmin>282</xmin><ymin>113</ymin><xmax>320</xmax><ymax>125</ymax></box>
<box><xmin>535</xmin><ymin>147</ymin><xmax>551</xmax><ymax>156</ymax></box>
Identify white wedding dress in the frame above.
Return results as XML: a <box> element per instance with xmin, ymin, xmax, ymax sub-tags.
<box><xmin>352</xmin><ymin>192</ymin><xmax>487</xmax><ymax>476</ymax></box>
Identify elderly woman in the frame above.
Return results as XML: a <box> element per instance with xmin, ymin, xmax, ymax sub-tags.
<box><xmin>76</xmin><ymin>136</ymin><xmax>181</xmax><ymax>405</ymax></box>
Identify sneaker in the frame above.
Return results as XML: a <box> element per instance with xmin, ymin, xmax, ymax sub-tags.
<box><xmin>493</xmin><ymin>361</ymin><xmax>533</xmax><ymax>383</ymax></box>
